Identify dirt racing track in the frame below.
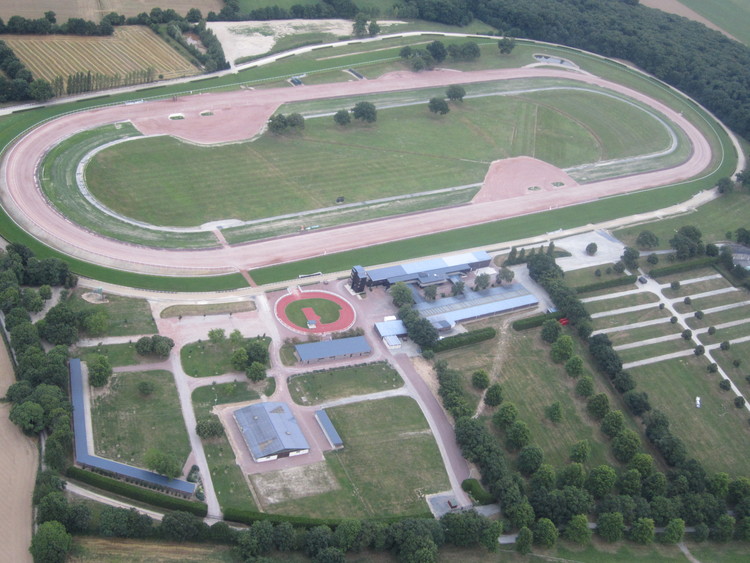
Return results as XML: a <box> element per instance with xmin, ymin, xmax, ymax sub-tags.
<box><xmin>0</xmin><ymin>67</ymin><xmax>715</xmax><ymax>277</ymax></box>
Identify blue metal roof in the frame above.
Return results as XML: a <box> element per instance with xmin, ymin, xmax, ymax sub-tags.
<box><xmin>315</xmin><ymin>409</ymin><xmax>343</xmax><ymax>448</ymax></box>
<box><xmin>295</xmin><ymin>336</ymin><xmax>371</xmax><ymax>362</ymax></box>
<box><xmin>69</xmin><ymin>359</ymin><xmax>196</xmax><ymax>495</ymax></box>
<box><xmin>415</xmin><ymin>283</ymin><xmax>539</xmax><ymax>324</ymax></box>
<box><xmin>366</xmin><ymin>251</ymin><xmax>491</xmax><ymax>284</ymax></box>
<box><xmin>234</xmin><ymin>402</ymin><xmax>309</xmax><ymax>460</ymax></box>
<box><xmin>375</xmin><ymin>320</ymin><xmax>407</xmax><ymax>337</ymax></box>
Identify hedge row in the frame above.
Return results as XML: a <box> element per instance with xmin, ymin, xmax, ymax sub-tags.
<box><xmin>431</xmin><ymin>327</ymin><xmax>497</xmax><ymax>352</ymax></box>
<box><xmin>648</xmin><ymin>257</ymin><xmax>718</xmax><ymax>278</ymax></box>
<box><xmin>461</xmin><ymin>478</ymin><xmax>494</xmax><ymax>505</ymax></box>
<box><xmin>573</xmin><ymin>275</ymin><xmax>637</xmax><ymax>294</ymax></box>
<box><xmin>66</xmin><ymin>467</ymin><xmax>207</xmax><ymax>517</ymax></box>
<box><xmin>223</xmin><ymin>507</ymin><xmax>429</xmax><ymax>528</ymax></box>
<box><xmin>512</xmin><ymin>311</ymin><xmax>564</xmax><ymax>331</ymax></box>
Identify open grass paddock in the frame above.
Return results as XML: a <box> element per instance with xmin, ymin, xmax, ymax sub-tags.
<box><xmin>65</xmin><ymin>288</ymin><xmax>157</xmax><ymax>337</ymax></box>
<box><xmin>266</xmin><ymin>396</ymin><xmax>448</xmax><ymax>518</ymax></box>
<box><xmin>288</xmin><ymin>362</ymin><xmax>403</xmax><ymax>405</ymax></box>
<box><xmin>91</xmin><ymin>370</ymin><xmax>190</xmax><ymax>469</ymax></box>
<box><xmin>84</xmin><ymin>84</ymin><xmax>675</xmax><ymax>227</ymax></box>
<box><xmin>181</xmin><ymin>336</ymin><xmax>270</xmax><ymax>377</ymax></box>
<box><xmin>629</xmin><ymin>357</ymin><xmax>750</xmax><ymax>477</ymax></box>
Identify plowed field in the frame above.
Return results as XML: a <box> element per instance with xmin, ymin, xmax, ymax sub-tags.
<box><xmin>5</xmin><ymin>26</ymin><xmax>199</xmax><ymax>82</ymax></box>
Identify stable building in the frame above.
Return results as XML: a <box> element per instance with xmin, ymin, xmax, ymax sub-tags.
<box><xmin>350</xmin><ymin>251</ymin><xmax>492</xmax><ymax>291</ymax></box>
<box><xmin>234</xmin><ymin>402</ymin><xmax>310</xmax><ymax>462</ymax></box>
<box><xmin>294</xmin><ymin>336</ymin><xmax>372</xmax><ymax>363</ymax></box>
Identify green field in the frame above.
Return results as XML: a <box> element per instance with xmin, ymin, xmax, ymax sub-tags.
<box><xmin>629</xmin><ymin>357</ymin><xmax>750</xmax><ymax>477</ymax></box>
<box><xmin>181</xmin><ymin>337</ymin><xmax>270</xmax><ymax>377</ymax></box>
<box><xmin>592</xmin><ymin>306</ymin><xmax>670</xmax><ymax>330</ymax></box>
<box><xmin>608</xmin><ymin>322</ymin><xmax>682</xmax><ymax>346</ymax></box>
<box><xmin>284</xmin><ymin>297</ymin><xmax>342</xmax><ymax>328</ymax></box>
<box><xmin>91</xmin><ymin>370</ymin><xmax>190</xmax><ymax>469</ymax></box>
<box><xmin>160</xmin><ymin>301</ymin><xmax>255</xmax><ymax>318</ymax></box>
<box><xmin>617</xmin><ymin>337</ymin><xmax>695</xmax><ymax>364</ymax></box>
<box><xmin>75</xmin><ymin>342</ymin><xmax>143</xmax><ymax>367</ymax></box>
<box><xmin>265</xmin><ymin>396</ymin><xmax>448</xmax><ymax>518</ymax></box>
<box><xmin>288</xmin><ymin>362</ymin><xmax>403</xmax><ymax>405</ymax></box>
<box><xmin>584</xmin><ymin>292</ymin><xmax>659</xmax><ymax>315</ymax></box>
<box><xmin>687</xmin><ymin>303</ymin><xmax>750</xmax><ymax>329</ymax></box>
<box><xmin>677</xmin><ymin>0</ymin><xmax>750</xmax><ymax>45</ymax></box>
<box><xmin>65</xmin><ymin>288</ymin><xmax>157</xmax><ymax>337</ymax></box>
<box><xmin>85</xmin><ymin>86</ymin><xmax>674</xmax><ymax>227</ymax></box>
<box><xmin>192</xmin><ymin>382</ymin><xmax>259</xmax><ymax>512</ymax></box>
<box><xmin>661</xmin><ymin>275</ymin><xmax>729</xmax><ymax>299</ymax></box>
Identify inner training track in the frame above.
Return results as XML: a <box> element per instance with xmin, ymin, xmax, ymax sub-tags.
<box><xmin>0</xmin><ymin>67</ymin><xmax>713</xmax><ymax>277</ymax></box>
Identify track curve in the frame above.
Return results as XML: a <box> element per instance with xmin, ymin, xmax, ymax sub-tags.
<box><xmin>0</xmin><ymin>67</ymin><xmax>714</xmax><ymax>276</ymax></box>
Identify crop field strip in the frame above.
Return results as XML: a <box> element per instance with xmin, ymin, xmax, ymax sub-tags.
<box><xmin>5</xmin><ymin>27</ymin><xmax>199</xmax><ymax>83</ymax></box>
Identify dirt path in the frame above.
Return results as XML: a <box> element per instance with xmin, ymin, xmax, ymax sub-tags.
<box><xmin>0</xmin><ymin>339</ymin><xmax>37</xmax><ymax>563</ymax></box>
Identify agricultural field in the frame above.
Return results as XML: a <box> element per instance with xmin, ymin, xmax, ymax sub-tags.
<box><xmin>288</xmin><ymin>362</ymin><xmax>403</xmax><ymax>406</ymax></box>
<box><xmin>0</xmin><ymin>1</ymin><xmax>223</xmax><ymax>22</ymax></box>
<box><xmin>5</xmin><ymin>26</ymin><xmax>199</xmax><ymax>83</ymax></box>
<box><xmin>653</xmin><ymin>0</ymin><xmax>750</xmax><ymax>46</ymax></box>
<box><xmin>192</xmin><ymin>382</ymin><xmax>259</xmax><ymax>512</ymax></box>
<box><xmin>629</xmin><ymin>357</ymin><xmax>750</xmax><ymax>477</ymax></box>
<box><xmin>261</xmin><ymin>396</ymin><xmax>448</xmax><ymax>518</ymax></box>
<box><xmin>91</xmin><ymin>370</ymin><xmax>191</xmax><ymax>469</ymax></box>
<box><xmin>85</xmin><ymin>85</ymin><xmax>676</xmax><ymax>227</ymax></box>
<box><xmin>65</xmin><ymin>287</ymin><xmax>157</xmax><ymax>337</ymax></box>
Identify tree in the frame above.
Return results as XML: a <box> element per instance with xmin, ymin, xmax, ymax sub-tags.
<box><xmin>99</xmin><ymin>506</ymin><xmax>152</xmax><ymax>538</ymax></box>
<box><xmin>659</xmin><ymin>518</ymin><xmax>685</xmax><ymax>544</ymax></box>
<box><xmin>621</xmin><ymin>247</ymin><xmax>640</xmax><ymax>269</ymax></box>
<box><xmin>497</xmin><ymin>266</ymin><xmax>514</xmax><ymax>284</ymax></box>
<box><xmin>483</xmin><ymin>383</ymin><xmax>503</xmax><ymax>406</ymax></box>
<box><xmin>670</xmin><ymin>225</ymin><xmax>703</xmax><ymax>259</ymax></box>
<box><xmin>390</xmin><ymin>282</ymin><xmax>414</xmax><ymax>307</ymax></box>
<box><xmin>352</xmin><ymin>101</ymin><xmax>376</xmax><ymax>123</ymax></box>
<box><xmin>564</xmin><ymin>355</ymin><xmax>584</xmax><ymax>378</ymax></box>
<box><xmin>287</xmin><ymin>113</ymin><xmax>305</xmax><ymax>130</ymax></box>
<box><xmin>597</xmin><ymin>512</ymin><xmax>624</xmax><ymax>542</ymax></box>
<box><xmin>352</xmin><ymin>13</ymin><xmax>368</xmax><ymax>37</ymax></box>
<box><xmin>551</xmin><ymin>335</ymin><xmax>574</xmax><ymax>363</ymax></box>
<box><xmin>636</xmin><ymin>230</ymin><xmax>659</xmax><ymax>249</ymax></box>
<box><xmin>493</xmin><ymin>402</ymin><xmax>517</xmax><ymax>427</ymax></box>
<box><xmin>451</xmin><ymin>280</ymin><xmax>465</xmax><ymax>296</ymax></box>
<box><xmin>546</xmin><ymin>401</ymin><xmax>563</xmax><ymax>423</ymax></box>
<box><xmin>570</xmin><ymin>440</ymin><xmax>590</xmax><ymax>463</ymax></box>
<box><xmin>515</xmin><ymin>526</ymin><xmax>532</xmax><ymax>555</ymax></box>
<box><xmin>161</xmin><ymin>511</ymin><xmax>207</xmax><ymax>542</ymax></box>
<box><xmin>305</xmin><ymin>525</ymin><xmax>333</xmax><ymax>557</ymax></box>
<box><xmin>313</xmin><ymin>547</ymin><xmax>345</xmax><ymax>563</ymax></box>
<box><xmin>498</xmin><ymin>36</ymin><xmax>516</xmax><ymax>54</ymax></box>
<box><xmin>137</xmin><ymin>380</ymin><xmax>155</xmax><ymax>396</ymax></box>
<box><xmin>37</xmin><ymin>492</ymin><xmax>69</xmax><ymax>526</ymax></box>
<box><xmin>246</xmin><ymin>361</ymin><xmax>266</xmax><ymax>382</ymax></box>
<box><xmin>586</xmin><ymin>393</ymin><xmax>610</xmax><ymax>420</ymax></box>
<box><xmin>471</xmin><ymin>370</ymin><xmax>489</xmax><ymax>390</ymax></box>
<box><xmin>541</xmin><ymin>319</ymin><xmax>562</xmax><ymax>344</ymax></box>
<box><xmin>334</xmin><ymin>109</ymin><xmax>351</xmax><ymax>126</ymax></box>
<box><xmin>563</xmin><ymin>514</ymin><xmax>591</xmax><ymax>544</ymax></box>
<box><xmin>446</xmin><ymin>84</ymin><xmax>465</xmax><ymax>102</ymax></box>
<box><xmin>585</xmin><ymin>242</ymin><xmax>598</xmax><ymax>255</ymax></box>
<box><xmin>231</xmin><ymin>348</ymin><xmax>248</xmax><ymax>371</ymax></box>
<box><xmin>612</xmin><ymin>429</ymin><xmax>641</xmax><ymax>463</ymax></box>
<box><xmin>144</xmin><ymin>448</ymin><xmax>181</xmax><ymax>479</ymax></box>
<box><xmin>267</xmin><ymin>113</ymin><xmax>288</xmax><ymax>134</ymax></box>
<box><xmin>474</xmin><ymin>273</ymin><xmax>491</xmax><ymax>290</ymax></box>
<box><xmin>428</xmin><ymin>97</ymin><xmax>450</xmax><ymax>115</ymax></box>
<box><xmin>208</xmin><ymin>328</ymin><xmax>225</xmax><ymax>343</ymax></box>
<box><xmin>273</xmin><ymin>521</ymin><xmax>295</xmax><ymax>551</ymax></box>
<box><xmin>517</xmin><ymin>445</ymin><xmax>544</xmax><ymax>476</ymax></box>
<box><xmin>585</xmin><ymin>465</ymin><xmax>617</xmax><ymax>499</ymax></box>
<box><xmin>426</xmin><ymin>40</ymin><xmax>447</xmax><ymax>62</ymax></box>
<box><xmin>29</xmin><ymin>79</ymin><xmax>55</xmax><ymax>102</ymax></box>
<box><xmin>30</xmin><ymin>521</ymin><xmax>71</xmax><ymax>563</ymax></box>
<box><xmin>506</xmin><ymin>420</ymin><xmax>531</xmax><ymax>450</ymax></box>
<box><xmin>629</xmin><ymin>517</ymin><xmax>655</xmax><ymax>544</ymax></box>
<box><xmin>601</xmin><ymin>410</ymin><xmax>625</xmax><ymax>438</ymax></box>
<box><xmin>618</xmin><ymin>468</ymin><xmax>642</xmax><ymax>496</ymax></box>
<box><xmin>87</xmin><ymin>354</ymin><xmax>112</xmax><ymax>387</ymax></box>
<box><xmin>531</xmin><ymin>517</ymin><xmax>557</xmax><ymax>548</ymax></box>
<box><xmin>10</xmin><ymin>401</ymin><xmax>45</xmax><ymax>434</ymax></box>
<box><xmin>196</xmin><ymin>417</ymin><xmax>224</xmax><ymax>438</ymax></box>
<box><xmin>575</xmin><ymin>376</ymin><xmax>594</xmax><ymax>397</ymax></box>
<box><xmin>557</xmin><ymin>463</ymin><xmax>585</xmax><ymax>488</ymax></box>
<box><xmin>367</xmin><ymin>20</ymin><xmax>380</xmax><ymax>37</ymax></box>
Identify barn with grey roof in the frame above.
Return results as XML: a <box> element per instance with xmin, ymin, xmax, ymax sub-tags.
<box><xmin>234</xmin><ymin>402</ymin><xmax>310</xmax><ymax>462</ymax></box>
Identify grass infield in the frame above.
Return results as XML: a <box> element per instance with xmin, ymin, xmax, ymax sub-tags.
<box><xmin>284</xmin><ymin>298</ymin><xmax>342</xmax><ymax>329</ymax></box>
<box><xmin>288</xmin><ymin>362</ymin><xmax>403</xmax><ymax>406</ymax></box>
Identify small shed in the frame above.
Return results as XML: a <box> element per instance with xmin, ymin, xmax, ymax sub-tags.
<box><xmin>375</xmin><ymin>319</ymin><xmax>408</xmax><ymax>349</ymax></box>
<box><xmin>315</xmin><ymin>409</ymin><xmax>343</xmax><ymax>449</ymax></box>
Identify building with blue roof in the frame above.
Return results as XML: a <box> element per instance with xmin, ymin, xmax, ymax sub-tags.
<box><xmin>294</xmin><ymin>336</ymin><xmax>372</xmax><ymax>363</ymax></box>
<box><xmin>350</xmin><ymin>251</ymin><xmax>491</xmax><ymax>291</ymax></box>
<box><xmin>234</xmin><ymin>402</ymin><xmax>310</xmax><ymax>462</ymax></box>
<box><xmin>69</xmin><ymin>358</ymin><xmax>196</xmax><ymax>497</ymax></box>
<box><xmin>315</xmin><ymin>409</ymin><xmax>343</xmax><ymax>449</ymax></box>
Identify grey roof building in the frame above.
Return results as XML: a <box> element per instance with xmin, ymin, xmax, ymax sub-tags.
<box><xmin>234</xmin><ymin>402</ymin><xmax>310</xmax><ymax>462</ymax></box>
<box><xmin>315</xmin><ymin>409</ymin><xmax>343</xmax><ymax>449</ymax></box>
<box><xmin>294</xmin><ymin>336</ymin><xmax>372</xmax><ymax>363</ymax></box>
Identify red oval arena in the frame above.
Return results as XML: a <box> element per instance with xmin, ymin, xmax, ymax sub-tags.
<box><xmin>275</xmin><ymin>290</ymin><xmax>356</xmax><ymax>334</ymax></box>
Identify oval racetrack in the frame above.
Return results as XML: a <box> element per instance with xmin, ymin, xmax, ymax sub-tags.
<box><xmin>0</xmin><ymin>68</ymin><xmax>713</xmax><ymax>277</ymax></box>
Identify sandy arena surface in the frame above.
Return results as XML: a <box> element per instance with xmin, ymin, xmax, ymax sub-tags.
<box><xmin>209</xmin><ymin>19</ymin><xmax>404</xmax><ymax>65</ymax></box>
<box><xmin>0</xmin><ymin>67</ymin><xmax>715</xmax><ymax>277</ymax></box>
<box><xmin>640</xmin><ymin>0</ymin><xmax>739</xmax><ymax>42</ymax></box>
<box><xmin>0</xmin><ymin>340</ymin><xmax>37</xmax><ymax>563</ymax></box>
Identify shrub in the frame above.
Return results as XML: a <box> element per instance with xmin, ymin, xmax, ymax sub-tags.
<box><xmin>708</xmin><ymin>326</ymin><xmax>717</xmax><ymax>335</ymax></box>
<box><xmin>683</xmin><ymin>296</ymin><xmax>692</xmax><ymax>305</ymax></box>
<box><xmin>585</xmin><ymin>242</ymin><xmax>597</xmax><ymax>255</ymax></box>
<box><xmin>670</xmin><ymin>316</ymin><xmax>678</xmax><ymax>324</ymax></box>
<box><xmin>484</xmin><ymin>383</ymin><xmax>503</xmax><ymax>407</ymax></box>
<box><xmin>431</xmin><ymin>327</ymin><xmax>496</xmax><ymax>352</ymax></box>
<box><xmin>720</xmin><ymin>341</ymin><xmax>731</xmax><ymax>351</ymax></box>
<box><xmin>461</xmin><ymin>479</ymin><xmax>493</xmax><ymax>505</ymax></box>
<box><xmin>707</xmin><ymin>363</ymin><xmax>718</xmax><ymax>374</ymax></box>
<box><xmin>471</xmin><ymin>370</ymin><xmax>490</xmax><ymax>390</ymax></box>
<box><xmin>546</xmin><ymin>402</ymin><xmax>562</xmax><ymax>423</ymax></box>
<box><xmin>719</xmin><ymin>379</ymin><xmax>731</xmax><ymax>391</ymax></box>
<box><xmin>681</xmin><ymin>329</ymin><xmax>693</xmax><ymax>340</ymax></box>
<box><xmin>694</xmin><ymin>345</ymin><xmax>705</xmax><ymax>356</ymax></box>
<box><xmin>735</xmin><ymin>396</ymin><xmax>746</xmax><ymax>408</ymax></box>
<box><xmin>670</xmin><ymin>281</ymin><xmax>681</xmax><ymax>291</ymax></box>
<box><xmin>575</xmin><ymin>376</ymin><xmax>594</xmax><ymax>398</ymax></box>
<box><xmin>695</xmin><ymin>310</ymin><xmax>704</xmax><ymax>320</ymax></box>
<box><xmin>137</xmin><ymin>380</ymin><xmax>155</xmax><ymax>395</ymax></box>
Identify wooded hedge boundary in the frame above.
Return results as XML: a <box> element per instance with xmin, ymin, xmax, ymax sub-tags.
<box><xmin>512</xmin><ymin>311</ymin><xmax>563</xmax><ymax>331</ymax></box>
<box><xmin>66</xmin><ymin>467</ymin><xmax>208</xmax><ymax>516</ymax></box>
<box><xmin>573</xmin><ymin>275</ymin><xmax>637</xmax><ymax>294</ymax></box>
<box><xmin>431</xmin><ymin>327</ymin><xmax>497</xmax><ymax>352</ymax></box>
<box><xmin>648</xmin><ymin>258</ymin><xmax>718</xmax><ymax>278</ymax></box>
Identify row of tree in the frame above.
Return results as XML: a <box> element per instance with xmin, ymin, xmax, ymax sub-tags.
<box><xmin>0</xmin><ymin>12</ymin><xmax>114</xmax><ymax>36</ymax></box>
<box><xmin>399</xmin><ymin>40</ymin><xmax>481</xmax><ymax>71</ymax></box>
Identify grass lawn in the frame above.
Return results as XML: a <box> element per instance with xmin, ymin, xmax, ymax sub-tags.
<box><xmin>584</xmin><ymin>292</ymin><xmax>659</xmax><ymax>315</ymax></box>
<box><xmin>564</xmin><ymin>264</ymin><xmax>623</xmax><ymax>288</ymax></box>
<box><xmin>661</xmin><ymin>276</ymin><xmax>730</xmax><ymax>299</ymax></box>
<box><xmin>713</xmin><ymin>340</ymin><xmax>750</xmax><ymax>383</ymax></box>
<box><xmin>181</xmin><ymin>337</ymin><xmax>270</xmax><ymax>377</ymax></box>
<box><xmin>687</xmin><ymin>303</ymin><xmax>750</xmax><ymax>329</ymax></box>
<box><xmin>651</xmin><ymin>267</ymin><xmax>721</xmax><ymax>285</ymax></box>
<box><xmin>284</xmin><ymin>298</ymin><xmax>342</xmax><ymax>328</ymax></box>
<box><xmin>74</xmin><ymin>342</ymin><xmax>143</xmax><ymax>368</ymax></box>
<box><xmin>617</xmin><ymin>337</ymin><xmax>695</xmax><ymax>364</ymax></box>
<box><xmin>266</xmin><ymin>396</ymin><xmax>448</xmax><ymax>518</ymax></box>
<box><xmin>629</xmin><ymin>357</ymin><xmax>750</xmax><ymax>477</ymax></box>
<box><xmin>91</xmin><ymin>371</ymin><xmax>190</xmax><ymax>470</ymax></box>
<box><xmin>288</xmin><ymin>362</ymin><xmax>403</xmax><ymax>405</ymax></box>
<box><xmin>608</xmin><ymin>322</ymin><xmax>683</xmax><ymax>346</ymax></box>
<box><xmin>697</xmin><ymin>321</ymin><xmax>750</xmax><ymax>345</ymax></box>
<box><xmin>65</xmin><ymin>289</ymin><xmax>156</xmax><ymax>337</ymax></box>
<box><xmin>673</xmin><ymin>290</ymin><xmax>749</xmax><ymax>313</ymax></box>
<box><xmin>192</xmin><ymin>382</ymin><xmax>259</xmax><ymax>512</ymax></box>
<box><xmin>160</xmin><ymin>301</ymin><xmax>255</xmax><ymax>318</ymax></box>
<box><xmin>592</xmin><ymin>306</ymin><xmax>670</xmax><ymax>330</ymax></box>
